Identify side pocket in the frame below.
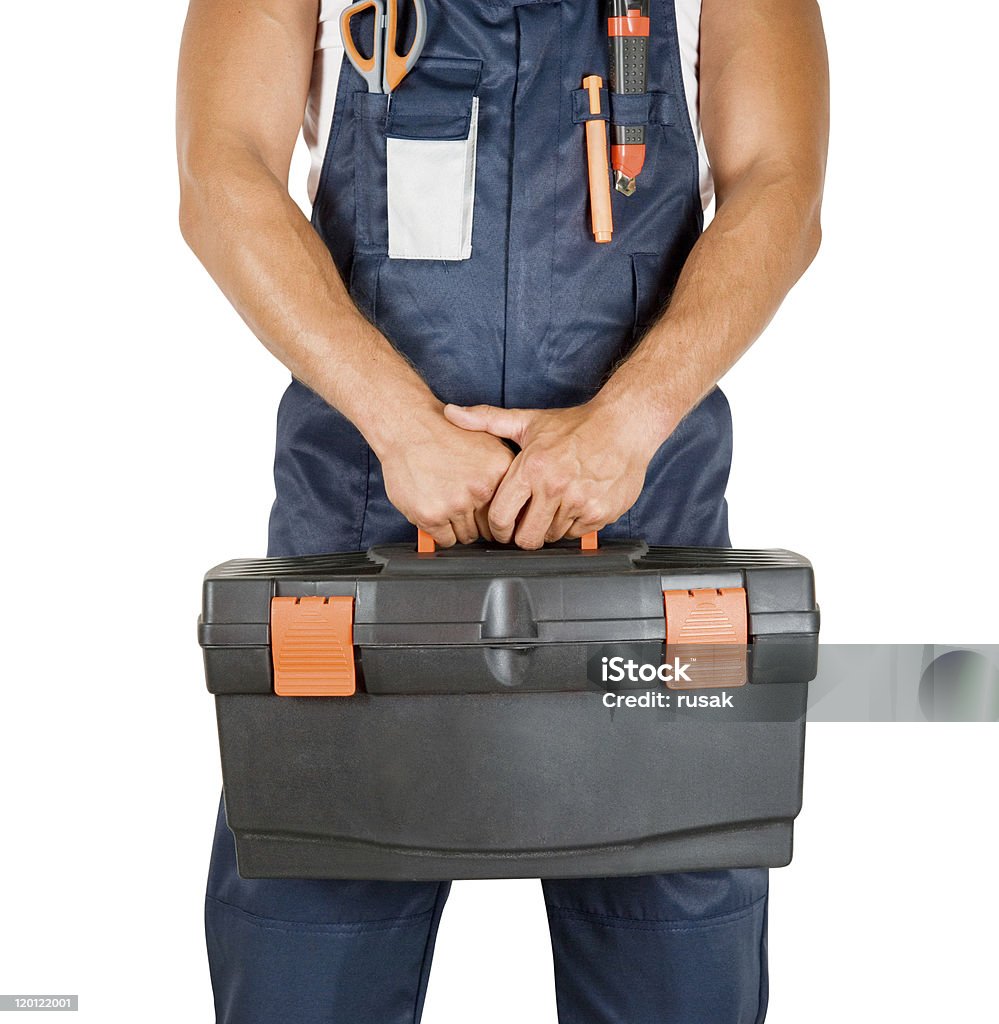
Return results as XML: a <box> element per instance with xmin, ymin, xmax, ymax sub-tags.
<box><xmin>631</xmin><ymin>251</ymin><xmax>669</xmax><ymax>341</ymax></box>
<box><xmin>384</xmin><ymin>57</ymin><xmax>482</xmax><ymax>261</ymax></box>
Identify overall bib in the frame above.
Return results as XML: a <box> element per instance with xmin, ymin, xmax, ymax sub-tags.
<box><xmin>207</xmin><ymin>2</ymin><xmax>769</xmax><ymax>1021</ymax></box>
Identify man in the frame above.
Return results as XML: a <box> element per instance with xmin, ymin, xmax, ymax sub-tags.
<box><xmin>177</xmin><ymin>0</ymin><xmax>828</xmax><ymax>1020</ymax></box>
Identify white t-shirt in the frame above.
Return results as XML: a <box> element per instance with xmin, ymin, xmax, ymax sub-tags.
<box><xmin>304</xmin><ymin>0</ymin><xmax>712</xmax><ymax>210</ymax></box>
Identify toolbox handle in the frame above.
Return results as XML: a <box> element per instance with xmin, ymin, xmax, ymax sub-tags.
<box><xmin>417</xmin><ymin>529</ymin><xmax>598</xmax><ymax>553</ymax></box>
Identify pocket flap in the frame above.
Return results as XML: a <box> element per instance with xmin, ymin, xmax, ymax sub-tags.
<box><xmin>385</xmin><ymin>58</ymin><xmax>483</xmax><ymax>141</ymax></box>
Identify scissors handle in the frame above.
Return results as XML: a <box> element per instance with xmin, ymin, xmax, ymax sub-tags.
<box><xmin>340</xmin><ymin>0</ymin><xmax>427</xmax><ymax>94</ymax></box>
<box><xmin>340</xmin><ymin>0</ymin><xmax>386</xmax><ymax>93</ymax></box>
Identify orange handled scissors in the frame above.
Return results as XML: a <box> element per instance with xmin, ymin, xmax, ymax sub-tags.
<box><xmin>339</xmin><ymin>0</ymin><xmax>428</xmax><ymax>94</ymax></box>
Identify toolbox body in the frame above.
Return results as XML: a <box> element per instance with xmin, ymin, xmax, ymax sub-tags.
<box><xmin>200</xmin><ymin>540</ymin><xmax>818</xmax><ymax>880</ymax></box>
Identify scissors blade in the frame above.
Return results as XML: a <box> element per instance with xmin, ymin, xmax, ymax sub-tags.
<box><xmin>382</xmin><ymin>0</ymin><xmax>427</xmax><ymax>93</ymax></box>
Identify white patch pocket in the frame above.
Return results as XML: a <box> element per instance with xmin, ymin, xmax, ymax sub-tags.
<box><xmin>383</xmin><ymin>58</ymin><xmax>482</xmax><ymax>262</ymax></box>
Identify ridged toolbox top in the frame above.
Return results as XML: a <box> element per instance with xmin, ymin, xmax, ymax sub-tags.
<box><xmin>198</xmin><ymin>540</ymin><xmax>818</xmax><ymax>695</ymax></box>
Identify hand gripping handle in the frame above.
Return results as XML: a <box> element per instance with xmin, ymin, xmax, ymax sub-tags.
<box><xmin>417</xmin><ymin>529</ymin><xmax>598</xmax><ymax>553</ymax></box>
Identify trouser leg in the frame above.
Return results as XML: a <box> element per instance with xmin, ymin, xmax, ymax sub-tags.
<box><xmin>542</xmin><ymin>869</ymin><xmax>769</xmax><ymax>1024</ymax></box>
<box><xmin>206</xmin><ymin>797</ymin><xmax>451</xmax><ymax>1024</ymax></box>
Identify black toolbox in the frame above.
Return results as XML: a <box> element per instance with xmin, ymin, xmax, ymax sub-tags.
<box><xmin>199</xmin><ymin>539</ymin><xmax>819</xmax><ymax>880</ymax></box>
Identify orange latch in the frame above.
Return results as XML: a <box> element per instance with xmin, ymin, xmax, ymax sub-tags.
<box><xmin>270</xmin><ymin>596</ymin><xmax>356</xmax><ymax>697</ymax></box>
<box><xmin>662</xmin><ymin>587</ymin><xmax>748</xmax><ymax>689</ymax></box>
<box><xmin>664</xmin><ymin>588</ymin><xmax>748</xmax><ymax>644</ymax></box>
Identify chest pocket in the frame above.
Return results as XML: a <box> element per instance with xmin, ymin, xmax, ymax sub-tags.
<box><xmin>352</xmin><ymin>57</ymin><xmax>482</xmax><ymax>261</ymax></box>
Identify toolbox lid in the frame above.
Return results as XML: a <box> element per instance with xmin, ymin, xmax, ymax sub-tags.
<box><xmin>199</xmin><ymin>540</ymin><xmax>818</xmax><ymax>695</ymax></box>
<box><xmin>199</xmin><ymin>541</ymin><xmax>816</xmax><ymax>634</ymax></box>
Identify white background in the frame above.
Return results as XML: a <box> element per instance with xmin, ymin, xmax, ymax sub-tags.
<box><xmin>1</xmin><ymin>1</ymin><xmax>996</xmax><ymax>1021</ymax></box>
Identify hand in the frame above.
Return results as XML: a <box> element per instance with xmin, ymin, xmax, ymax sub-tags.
<box><xmin>443</xmin><ymin>397</ymin><xmax>664</xmax><ymax>549</ymax></box>
<box><xmin>377</xmin><ymin>405</ymin><xmax>515</xmax><ymax>547</ymax></box>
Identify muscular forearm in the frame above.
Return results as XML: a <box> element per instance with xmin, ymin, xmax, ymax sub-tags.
<box><xmin>443</xmin><ymin>159</ymin><xmax>823</xmax><ymax>547</ymax></box>
<box><xmin>597</xmin><ymin>0</ymin><xmax>828</xmax><ymax>450</ymax></box>
<box><xmin>598</xmin><ymin>159</ymin><xmax>823</xmax><ymax>445</ymax></box>
<box><xmin>177</xmin><ymin>0</ymin><xmax>516</xmax><ymax>548</ymax></box>
<box><xmin>178</xmin><ymin>147</ymin><xmax>438</xmax><ymax>457</ymax></box>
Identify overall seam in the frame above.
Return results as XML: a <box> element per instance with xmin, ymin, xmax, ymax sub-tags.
<box><xmin>659</xmin><ymin>0</ymin><xmax>701</xmax><ymax>207</ymax></box>
<box><xmin>410</xmin><ymin>882</ymin><xmax>450</xmax><ymax>1024</ymax></box>
<box><xmin>755</xmin><ymin>893</ymin><xmax>770</xmax><ymax>1023</ymax></box>
<box><xmin>356</xmin><ymin>259</ymin><xmax>380</xmax><ymax>547</ymax></box>
<box><xmin>547</xmin><ymin>892</ymin><xmax>767</xmax><ymax>932</ymax></box>
<box><xmin>206</xmin><ymin>894</ymin><xmax>437</xmax><ymax>934</ymax></box>
<box><xmin>500</xmin><ymin>11</ymin><xmax>521</xmax><ymax>407</ymax></box>
<box><xmin>311</xmin><ymin>55</ymin><xmax>355</xmax><ymax>229</ymax></box>
<box><xmin>548</xmin><ymin>6</ymin><xmax>564</xmax><ymax>351</ymax></box>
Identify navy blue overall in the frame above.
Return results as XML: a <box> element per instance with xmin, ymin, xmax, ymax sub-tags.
<box><xmin>207</xmin><ymin>2</ymin><xmax>769</xmax><ymax>1021</ymax></box>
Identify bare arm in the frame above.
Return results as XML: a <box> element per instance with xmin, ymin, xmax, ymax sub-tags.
<box><xmin>598</xmin><ymin>0</ymin><xmax>829</xmax><ymax>434</ymax></box>
<box><xmin>176</xmin><ymin>0</ymin><xmax>511</xmax><ymax>546</ymax></box>
<box><xmin>447</xmin><ymin>0</ymin><xmax>830</xmax><ymax>547</ymax></box>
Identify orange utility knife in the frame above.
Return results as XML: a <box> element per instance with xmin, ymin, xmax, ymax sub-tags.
<box><xmin>607</xmin><ymin>0</ymin><xmax>650</xmax><ymax>196</ymax></box>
